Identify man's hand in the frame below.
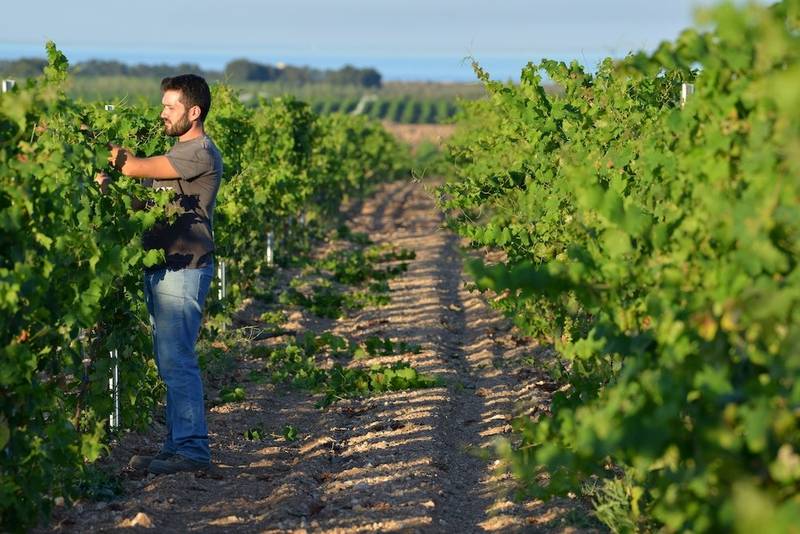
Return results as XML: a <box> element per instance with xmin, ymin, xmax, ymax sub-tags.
<box><xmin>108</xmin><ymin>144</ymin><xmax>128</xmax><ymax>171</ymax></box>
<box><xmin>94</xmin><ymin>171</ymin><xmax>111</xmax><ymax>194</ymax></box>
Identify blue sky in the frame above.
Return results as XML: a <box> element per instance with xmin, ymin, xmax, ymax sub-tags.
<box><xmin>0</xmin><ymin>1</ymin><xmax>732</xmax><ymax>81</ymax></box>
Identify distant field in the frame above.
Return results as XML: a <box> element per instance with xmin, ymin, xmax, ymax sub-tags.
<box><xmin>381</xmin><ymin>122</ymin><xmax>456</xmax><ymax>148</ymax></box>
<box><xmin>63</xmin><ymin>76</ymin><xmax>488</xmax><ymax>124</ymax></box>
<box><xmin>307</xmin><ymin>95</ymin><xmax>459</xmax><ymax>124</ymax></box>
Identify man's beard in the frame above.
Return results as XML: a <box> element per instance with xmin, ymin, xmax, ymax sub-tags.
<box><xmin>163</xmin><ymin>112</ymin><xmax>191</xmax><ymax>137</ymax></box>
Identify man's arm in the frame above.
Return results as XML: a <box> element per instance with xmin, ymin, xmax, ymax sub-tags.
<box><xmin>109</xmin><ymin>145</ymin><xmax>180</xmax><ymax>179</ymax></box>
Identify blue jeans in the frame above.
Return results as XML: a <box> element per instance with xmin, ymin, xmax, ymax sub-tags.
<box><xmin>143</xmin><ymin>262</ymin><xmax>214</xmax><ymax>463</ymax></box>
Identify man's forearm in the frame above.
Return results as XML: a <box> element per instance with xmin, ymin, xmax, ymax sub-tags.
<box><xmin>109</xmin><ymin>145</ymin><xmax>179</xmax><ymax>180</ymax></box>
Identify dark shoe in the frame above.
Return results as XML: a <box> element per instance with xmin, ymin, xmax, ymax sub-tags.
<box><xmin>148</xmin><ymin>454</ymin><xmax>210</xmax><ymax>475</ymax></box>
<box><xmin>129</xmin><ymin>451</ymin><xmax>174</xmax><ymax>470</ymax></box>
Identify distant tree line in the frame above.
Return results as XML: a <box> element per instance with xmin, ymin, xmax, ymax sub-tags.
<box><xmin>222</xmin><ymin>59</ymin><xmax>381</xmax><ymax>87</ymax></box>
<box><xmin>0</xmin><ymin>58</ymin><xmax>382</xmax><ymax>88</ymax></box>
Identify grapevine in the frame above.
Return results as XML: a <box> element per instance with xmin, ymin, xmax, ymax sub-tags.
<box><xmin>439</xmin><ymin>1</ymin><xmax>800</xmax><ymax>530</ymax></box>
<box><xmin>0</xmin><ymin>42</ymin><xmax>407</xmax><ymax>531</ymax></box>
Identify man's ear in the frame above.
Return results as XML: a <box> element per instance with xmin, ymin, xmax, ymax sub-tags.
<box><xmin>189</xmin><ymin>105</ymin><xmax>202</xmax><ymax>122</ymax></box>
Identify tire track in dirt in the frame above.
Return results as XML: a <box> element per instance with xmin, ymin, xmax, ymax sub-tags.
<box><xmin>42</xmin><ymin>179</ymin><xmax>591</xmax><ymax>533</ymax></box>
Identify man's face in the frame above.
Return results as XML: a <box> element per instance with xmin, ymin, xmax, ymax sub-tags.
<box><xmin>161</xmin><ymin>89</ymin><xmax>192</xmax><ymax>137</ymax></box>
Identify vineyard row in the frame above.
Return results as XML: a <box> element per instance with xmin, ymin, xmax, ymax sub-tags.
<box><xmin>439</xmin><ymin>0</ymin><xmax>800</xmax><ymax>531</ymax></box>
<box><xmin>0</xmin><ymin>43</ymin><xmax>409</xmax><ymax>531</ymax></box>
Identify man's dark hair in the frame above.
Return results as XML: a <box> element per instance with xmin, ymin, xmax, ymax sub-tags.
<box><xmin>161</xmin><ymin>74</ymin><xmax>211</xmax><ymax>122</ymax></box>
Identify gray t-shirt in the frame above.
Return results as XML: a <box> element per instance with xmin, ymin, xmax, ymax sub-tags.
<box><xmin>142</xmin><ymin>135</ymin><xmax>223</xmax><ymax>271</ymax></box>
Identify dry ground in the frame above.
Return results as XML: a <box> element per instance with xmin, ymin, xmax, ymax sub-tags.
<box><xmin>381</xmin><ymin>123</ymin><xmax>455</xmax><ymax>149</ymax></box>
<box><xmin>41</xmin><ymin>179</ymin><xmax>597</xmax><ymax>533</ymax></box>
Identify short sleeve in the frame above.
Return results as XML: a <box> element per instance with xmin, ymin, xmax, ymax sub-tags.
<box><xmin>166</xmin><ymin>144</ymin><xmax>214</xmax><ymax>181</ymax></box>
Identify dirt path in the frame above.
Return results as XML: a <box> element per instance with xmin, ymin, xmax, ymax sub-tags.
<box><xmin>44</xmin><ymin>179</ymin><xmax>591</xmax><ymax>533</ymax></box>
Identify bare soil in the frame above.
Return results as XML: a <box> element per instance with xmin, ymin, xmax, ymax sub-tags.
<box><xmin>381</xmin><ymin>123</ymin><xmax>455</xmax><ymax>149</ymax></box>
<box><xmin>41</xmin><ymin>179</ymin><xmax>597</xmax><ymax>533</ymax></box>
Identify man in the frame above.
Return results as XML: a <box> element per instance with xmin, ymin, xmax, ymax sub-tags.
<box><xmin>96</xmin><ymin>74</ymin><xmax>222</xmax><ymax>475</ymax></box>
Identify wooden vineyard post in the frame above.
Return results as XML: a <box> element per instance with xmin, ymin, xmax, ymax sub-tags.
<box><xmin>266</xmin><ymin>231</ymin><xmax>275</xmax><ymax>267</ymax></box>
<box><xmin>681</xmin><ymin>83</ymin><xmax>694</xmax><ymax>109</ymax></box>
